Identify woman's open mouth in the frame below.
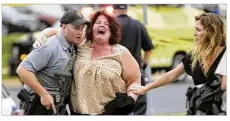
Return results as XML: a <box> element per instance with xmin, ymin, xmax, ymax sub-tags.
<box><xmin>97</xmin><ymin>29</ymin><xmax>105</xmax><ymax>35</ymax></box>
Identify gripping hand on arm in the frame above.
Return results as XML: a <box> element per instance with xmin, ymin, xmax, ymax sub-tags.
<box><xmin>33</xmin><ymin>28</ymin><xmax>59</xmax><ymax>48</ymax></box>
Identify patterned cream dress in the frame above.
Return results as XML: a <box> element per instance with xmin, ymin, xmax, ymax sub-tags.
<box><xmin>70</xmin><ymin>40</ymin><xmax>128</xmax><ymax>115</ymax></box>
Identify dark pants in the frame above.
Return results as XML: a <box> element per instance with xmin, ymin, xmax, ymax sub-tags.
<box><xmin>20</xmin><ymin>99</ymin><xmax>53</xmax><ymax>115</ymax></box>
<box><xmin>31</xmin><ymin>101</ymin><xmax>54</xmax><ymax>115</ymax></box>
<box><xmin>132</xmin><ymin>94</ymin><xmax>147</xmax><ymax>115</ymax></box>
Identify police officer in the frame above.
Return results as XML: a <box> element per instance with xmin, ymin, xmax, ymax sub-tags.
<box><xmin>113</xmin><ymin>4</ymin><xmax>154</xmax><ymax>115</ymax></box>
<box><xmin>16</xmin><ymin>10</ymin><xmax>89</xmax><ymax>115</ymax></box>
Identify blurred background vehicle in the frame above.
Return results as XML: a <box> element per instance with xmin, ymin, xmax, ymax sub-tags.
<box><xmin>15</xmin><ymin>5</ymin><xmax>65</xmax><ymax>31</ymax></box>
<box><xmin>2</xmin><ymin>6</ymin><xmax>40</xmax><ymax>36</ymax></box>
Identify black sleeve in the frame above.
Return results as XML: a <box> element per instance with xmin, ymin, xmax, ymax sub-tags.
<box><xmin>140</xmin><ymin>24</ymin><xmax>154</xmax><ymax>51</ymax></box>
<box><xmin>182</xmin><ymin>53</ymin><xmax>193</xmax><ymax>76</ymax></box>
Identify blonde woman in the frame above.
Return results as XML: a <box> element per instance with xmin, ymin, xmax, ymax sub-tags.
<box><xmin>129</xmin><ymin>13</ymin><xmax>226</xmax><ymax>115</ymax></box>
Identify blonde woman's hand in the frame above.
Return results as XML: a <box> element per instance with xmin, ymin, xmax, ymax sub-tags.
<box><xmin>128</xmin><ymin>84</ymin><xmax>148</xmax><ymax>95</ymax></box>
<box><xmin>33</xmin><ymin>34</ymin><xmax>47</xmax><ymax>48</ymax></box>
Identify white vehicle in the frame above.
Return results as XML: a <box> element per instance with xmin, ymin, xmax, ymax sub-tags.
<box><xmin>2</xmin><ymin>85</ymin><xmax>23</xmax><ymax>115</ymax></box>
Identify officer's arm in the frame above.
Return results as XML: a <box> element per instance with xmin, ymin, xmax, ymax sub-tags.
<box><xmin>16</xmin><ymin>65</ymin><xmax>50</xmax><ymax>98</ymax></box>
<box><xmin>141</xmin><ymin>50</ymin><xmax>152</xmax><ymax>68</ymax></box>
<box><xmin>16</xmin><ymin>47</ymin><xmax>52</xmax><ymax>97</ymax></box>
<box><xmin>140</xmin><ymin>25</ymin><xmax>154</xmax><ymax>67</ymax></box>
<box><xmin>120</xmin><ymin>48</ymin><xmax>141</xmax><ymax>101</ymax></box>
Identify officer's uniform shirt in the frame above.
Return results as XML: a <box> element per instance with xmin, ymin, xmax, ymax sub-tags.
<box><xmin>20</xmin><ymin>31</ymin><xmax>76</xmax><ymax>93</ymax></box>
<box><xmin>117</xmin><ymin>14</ymin><xmax>154</xmax><ymax>66</ymax></box>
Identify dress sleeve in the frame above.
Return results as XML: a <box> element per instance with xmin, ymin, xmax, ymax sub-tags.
<box><xmin>182</xmin><ymin>53</ymin><xmax>193</xmax><ymax>76</ymax></box>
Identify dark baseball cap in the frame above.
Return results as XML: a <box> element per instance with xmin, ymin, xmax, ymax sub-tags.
<box><xmin>112</xmin><ymin>4</ymin><xmax>128</xmax><ymax>9</ymax></box>
<box><xmin>60</xmin><ymin>10</ymin><xmax>90</xmax><ymax>26</ymax></box>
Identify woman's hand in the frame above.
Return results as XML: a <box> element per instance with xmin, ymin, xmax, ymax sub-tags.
<box><xmin>128</xmin><ymin>84</ymin><xmax>148</xmax><ymax>95</ymax></box>
<box><xmin>33</xmin><ymin>28</ymin><xmax>59</xmax><ymax>48</ymax></box>
<box><xmin>33</xmin><ymin>34</ymin><xmax>48</xmax><ymax>48</ymax></box>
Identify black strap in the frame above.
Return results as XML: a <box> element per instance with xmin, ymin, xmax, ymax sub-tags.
<box><xmin>207</xmin><ymin>47</ymin><xmax>226</xmax><ymax>77</ymax></box>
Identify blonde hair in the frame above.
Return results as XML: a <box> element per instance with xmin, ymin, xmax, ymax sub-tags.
<box><xmin>191</xmin><ymin>13</ymin><xmax>226</xmax><ymax>71</ymax></box>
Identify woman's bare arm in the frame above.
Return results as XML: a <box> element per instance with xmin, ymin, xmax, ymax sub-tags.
<box><xmin>145</xmin><ymin>63</ymin><xmax>185</xmax><ymax>93</ymax></box>
<box><xmin>129</xmin><ymin>63</ymin><xmax>185</xmax><ymax>95</ymax></box>
<box><xmin>33</xmin><ymin>28</ymin><xmax>59</xmax><ymax>48</ymax></box>
<box><xmin>120</xmin><ymin>48</ymin><xmax>141</xmax><ymax>101</ymax></box>
<box><xmin>40</xmin><ymin>28</ymin><xmax>59</xmax><ymax>37</ymax></box>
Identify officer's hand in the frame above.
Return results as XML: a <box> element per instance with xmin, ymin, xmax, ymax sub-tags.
<box><xmin>33</xmin><ymin>34</ymin><xmax>47</xmax><ymax>48</ymax></box>
<box><xmin>40</xmin><ymin>93</ymin><xmax>56</xmax><ymax>113</ymax></box>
